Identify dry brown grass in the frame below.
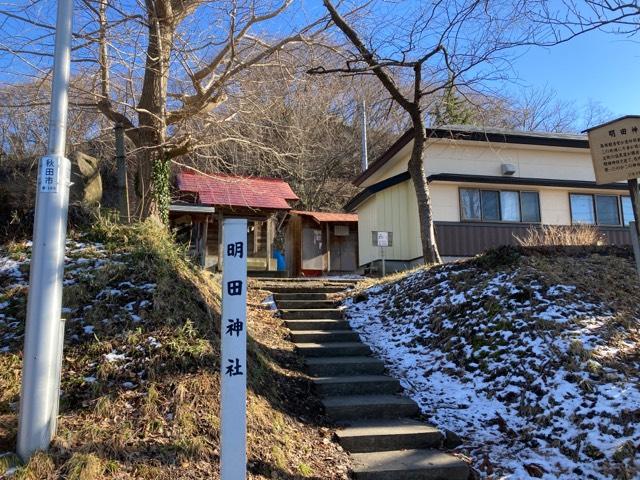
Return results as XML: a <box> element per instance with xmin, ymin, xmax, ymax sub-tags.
<box><xmin>514</xmin><ymin>224</ymin><xmax>606</xmax><ymax>247</ymax></box>
<box><xmin>0</xmin><ymin>220</ymin><xmax>350</xmax><ymax>479</ymax></box>
<box><xmin>526</xmin><ymin>253</ymin><xmax>640</xmax><ymax>373</ymax></box>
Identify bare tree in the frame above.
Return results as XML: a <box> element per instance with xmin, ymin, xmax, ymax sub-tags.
<box><xmin>310</xmin><ymin>0</ymin><xmax>533</xmax><ymax>264</ymax></box>
<box><xmin>529</xmin><ymin>1</ymin><xmax>640</xmax><ymax>42</ymax></box>
<box><xmin>176</xmin><ymin>47</ymin><xmax>408</xmax><ymax>210</ymax></box>
<box><xmin>0</xmin><ymin>0</ymin><xmax>335</xmax><ymax>222</ymax></box>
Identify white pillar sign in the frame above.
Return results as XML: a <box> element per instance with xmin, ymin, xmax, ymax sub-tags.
<box><xmin>220</xmin><ymin>218</ymin><xmax>248</xmax><ymax>480</ymax></box>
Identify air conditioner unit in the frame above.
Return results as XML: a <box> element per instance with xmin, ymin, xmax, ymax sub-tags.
<box><xmin>502</xmin><ymin>163</ymin><xmax>516</xmax><ymax>176</ymax></box>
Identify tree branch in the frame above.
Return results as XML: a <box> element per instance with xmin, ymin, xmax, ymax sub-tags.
<box><xmin>322</xmin><ymin>0</ymin><xmax>413</xmax><ymax>112</ymax></box>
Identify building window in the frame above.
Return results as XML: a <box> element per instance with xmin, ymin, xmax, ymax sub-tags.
<box><xmin>521</xmin><ymin>192</ymin><xmax>541</xmax><ymax>222</ymax></box>
<box><xmin>570</xmin><ymin>193</ymin><xmax>628</xmax><ymax>226</ymax></box>
<box><xmin>460</xmin><ymin>189</ymin><xmax>481</xmax><ymax>220</ymax></box>
<box><xmin>595</xmin><ymin>195</ymin><xmax>620</xmax><ymax>225</ymax></box>
<box><xmin>500</xmin><ymin>191</ymin><xmax>521</xmax><ymax>222</ymax></box>
<box><xmin>459</xmin><ymin>188</ymin><xmax>540</xmax><ymax>223</ymax></box>
<box><xmin>570</xmin><ymin>194</ymin><xmax>596</xmax><ymax>224</ymax></box>
<box><xmin>622</xmin><ymin>196</ymin><xmax>634</xmax><ymax>226</ymax></box>
<box><xmin>481</xmin><ymin>190</ymin><xmax>500</xmax><ymax>221</ymax></box>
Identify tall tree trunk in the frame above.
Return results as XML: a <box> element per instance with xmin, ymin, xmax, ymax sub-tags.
<box><xmin>136</xmin><ymin>2</ymin><xmax>173</xmax><ymax>223</ymax></box>
<box><xmin>408</xmin><ymin>116</ymin><xmax>441</xmax><ymax>264</ymax></box>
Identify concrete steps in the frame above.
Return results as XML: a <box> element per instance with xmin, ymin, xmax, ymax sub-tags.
<box><xmin>336</xmin><ymin>419</ymin><xmax>443</xmax><ymax>453</ymax></box>
<box><xmin>268</xmin><ymin>286</ymin><xmax>346</xmax><ymax>294</ymax></box>
<box><xmin>322</xmin><ymin>394</ymin><xmax>421</xmax><ymax>421</ymax></box>
<box><xmin>313</xmin><ymin>375</ymin><xmax>400</xmax><ymax>396</ymax></box>
<box><xmin>351</xmin><ymin>449</ymin><xmax>469</xmax><ymax>480</ymax></box>
<box><xmin>305</xmin><ymin>356</ymin><xmax>387</xmax><ymax>376</ymax></box>
<box><xmin>276</xmin><ymin>299</ymin><xmax>337</xmax><ymax>309</ymax></box>
<box><xmin>280</xmin><ymin>308</ymin><xmax>344</xmax><ymax>320</ymax></box>
<box><xmin>291</xmin><ymin>330</ymin><xmax>360</xmax><ymax>343</ymax></box>
<box><xmin>294</xmin><ymin>342</ymin><xmax>371</xmax><ymax>357</ymax></box>
<box><xmin>274</xmin><ymin>292</ymin><xmax>330</xmax><ymax>301</ymax></box>
<box><xmin>263</xmin><ymin>279</ymin><xmax>469</xmax><ymax>480</ymax></box>
<box><xmin>286</xmin><ymin>319</ymin><xmax>352</xmax><ymax>331</ymax></box>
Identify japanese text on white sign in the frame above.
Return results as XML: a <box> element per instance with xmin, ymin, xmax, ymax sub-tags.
<box><xmin>220</xmin><ymin>218</ymin><xmax>248</xmax><ymax>480</ymax></box>
<box><xmin>39</xmin><ymin>155</ymin><xmax>61</xmax><ymax>193</ymax></box>
<box><xmin>587</xmin><ymin>117</ymin><xmax>640</xmax><ymax>184</ymax></box>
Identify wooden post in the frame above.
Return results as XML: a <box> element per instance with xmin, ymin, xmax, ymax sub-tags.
<box><xmin>217</xmin><ymin>212</ymin><xmax>224</xmax><ymax>272</ymax></box>
<box><xmin>628</xmin><ymin>179</ymin><xmax>640</xmax><ymax>239</ymax></box>
<box><xmin>326</xmin><ymin>223</ymin><xmax>331</xmax><ymax>274</ymax></box>
<box><xmin>253</xmin><ymin>221</ymin><xmax>260</xmax><ymax>259</ymax></box>
<box><xmin>266</xmin><ymin>217</ymin><xmax>273</xmax><ymax>271</ymax></box>
<box><xmin>200</xmin><ymin>219</ymin><xmax>209</xmax><ymax>268</ymax></box>
<box><xmin>114</xmin><ymin>123</ymin><xmax>130</xmax><ymax>223</ymax></box>
<box><xmin>627</xmin><ymin>179</ymin><xmax>640</xmax><ymax>278</ymax></box>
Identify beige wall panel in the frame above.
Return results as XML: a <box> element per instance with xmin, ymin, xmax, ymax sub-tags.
<box><xmin>357</xmin><ymin>182</ymin><xmax>425</xmax><ymax>264</ymax></box>
<box><xmin>362</xmin><ymin>139</ymin><xmax>606</xmax><ymax>188</ymax></box>
<box><xmin>357</xmin><ymin>197</ymin><xmax>377</xmax><ymax>266</ymax></box>
<box><xmin>430</xmin><ymin>183</ymin><xmax>460</xmax><ymax>222</ymax></box>
<box><xmin>406</xmin><ymin>181</ymin><xmax>422</xmax><ymax>259</ymax></box>
<box><xmin>539</xmin><ymin>188</ymin><xmax>571</xmax><ymax>225</ymax></box>
<box><xmin>361</xmin><ymin>141</ymin><xmax>412</xmax><ymax>187</ymax></box>
<box><xmin>423</xmin><ymin>142</ymin><xmax>598</xmax><ymax>182</ymax></box>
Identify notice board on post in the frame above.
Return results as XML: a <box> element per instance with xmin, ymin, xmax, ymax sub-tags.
<box><xmin>586</xmin><ymin>115</ymin><xmax>640</xmax><ymax>185</ymax></box>
<box><xmin>586</xmin><ymin>115</ymin><xmax>640</xmax><ymax>277</ymax></box>
<box><xmin>372</xmin><ymin>231</ymin><xmax>393</xmax><ymax>247</ymax></box>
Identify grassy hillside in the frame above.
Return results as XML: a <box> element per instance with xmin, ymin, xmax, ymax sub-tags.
<box><xmin>345</xmin><ymin>246</ymin><xmax>640</xmax><ymax>480</ymax></box>
<box><xmin>0</xmin><ymin>220</ymin><xmax>350</xmax><ymax>479</ymax></box>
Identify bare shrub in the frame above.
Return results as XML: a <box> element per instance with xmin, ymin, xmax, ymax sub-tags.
<box><xmin>514</xmin><ymin>224</ymin><xmax>606</xmax><ymax>247</ymax></box>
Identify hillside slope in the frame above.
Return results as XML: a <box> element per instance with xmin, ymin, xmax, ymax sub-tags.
<box><xmin>0</xmin><ymin>221</ymin><xmax>349</xmax><ymax>479</ymax></box>
<box><xmin>344</xmin><ymin>247</ymin><xmax>640</xmax><ymax>479</ymax></box>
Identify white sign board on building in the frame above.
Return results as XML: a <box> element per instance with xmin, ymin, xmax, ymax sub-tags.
<box><xmin>586</xmin><ymin>115</ymin><xmax>640</xmax><ymax>184</ymax></box>
<box><xmin>372</xmin><ymin>231</ymin><xmax>393</xmax><ymax>247</ymax></box>
<box><xmin>220</xmin><ymin>218</ymin><xmax>248</xmax><ymax>480</ymax></box>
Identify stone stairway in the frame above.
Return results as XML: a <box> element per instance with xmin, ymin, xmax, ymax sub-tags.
<box><xmin>262</xmin><ymin>280</ymin><xmax>470</xmax><ymax>480</ymax></box>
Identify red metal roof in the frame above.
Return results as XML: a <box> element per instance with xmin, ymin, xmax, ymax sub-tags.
<box><xmin>292</xmin><ymin>210</ymin><xmax>358</xmax><ymax>223</ymax></box>
<box><xmin>177</xmin><ymin>172</ymin><xmax>299</xmax><ymax>210</ymax></box>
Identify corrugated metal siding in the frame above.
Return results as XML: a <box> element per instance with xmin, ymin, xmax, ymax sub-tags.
<box><xmin>435</xmin><ymin>222</ymin><xmax>632</xmax><ymax>257</ymax></box>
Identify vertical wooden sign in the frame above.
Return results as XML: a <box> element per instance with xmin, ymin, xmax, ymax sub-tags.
<box><xmin>220</xmin><ymin>218</ymin><xmax>248</xmax><ymax>480</ymax></box>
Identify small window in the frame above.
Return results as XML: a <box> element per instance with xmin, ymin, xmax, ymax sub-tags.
<box><xmin>521</xmin><ymin>192</ymin><xmax>541</xmax><ymax>223</ymax></box>
<box><xmin>622</xmin><ymin>196</ymin><xmax>634</xmax><ymax>226</ymax></box>
<box><xmin>595</xmin><ymin>195</ymin><xmax>620</xmax><ymax>225</ymax></box>
<box><xmin>481</xmin><ymin>190</ymin><xmax>500</xmax><ymax>221</ymax></box>
<box><xmin>460</xmin><ymin>189</ymin><xmax>481</xmax><ymax>220</ymax></box>
<box><xmin>500</xmin><ymin>191</ymin><xmax>521</xmax><ymax>222</ymax></box>
<box><xmin>459</xmin><ymin>188</ymin><xmax>540</xmax><ymax>223</ymax></box>
<box><xmin>570</xmin><ymin>194</ymin><xmax>595</xmax><ymax>224</ymax></box>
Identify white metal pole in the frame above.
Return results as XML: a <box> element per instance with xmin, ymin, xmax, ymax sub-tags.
<box><xmin>360</xmin><ymin>99</ymin><xmax>368</xmax><ymax>172</ymax></box>
<box><xmin>220</xmin><ymin>219</ymin><xmax>248</xmax><ymax>480</ymax></box>
<box><xmin>17</xmin><ymin>0</ymin><xmax>73</xmax><ymax>461</ymax></box>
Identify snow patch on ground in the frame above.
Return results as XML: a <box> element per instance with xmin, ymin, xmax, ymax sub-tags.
<box><xmin>1</xmin><ymin>238</ymin><xmax>161</xmax><ymax>395</ymax></box>
<box><xmin>345</xmin><ymin>262</ymin><xmax>640</xmax><ymax>479</ymax></box>
<box><xmin>0</xmin><ymin>239</ymin><xmax>156</xmax><ymax>354</ymax></box>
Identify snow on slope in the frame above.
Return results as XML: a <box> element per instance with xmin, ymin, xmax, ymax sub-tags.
<box><xmin>345</xmin><ymin>257</ymin><xmax>640</xmax><ymax>479</ymax></box>
<box><xmin>1</xmin><ymin>240</ymin><xmax>157</xmax><ymax>380</ymax></box>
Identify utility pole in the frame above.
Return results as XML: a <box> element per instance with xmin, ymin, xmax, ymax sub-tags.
<box><xmin>360</xmin><ymin>99</ymin><xmax>368</xmax><ymax>172</ymax></box>
<box><xmin>17</xmin><ymin>0</ymin><xmax>73</xmax><ymax>461</ymax></box>
<box><xmin>114</xmin><ymin>123</ymin><xmax>130</xmax><ymax>222</ymax></box>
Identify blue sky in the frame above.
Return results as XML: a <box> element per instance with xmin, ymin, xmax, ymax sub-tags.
<box><xmin>505</xmin><ymin>30</ymin><xmax>640</xmax><ymax>122</ymax></box>
<box><xmin>1</xmin><ymin>0</ymin><xmax>638</xmax><ymax>129</ymax></box>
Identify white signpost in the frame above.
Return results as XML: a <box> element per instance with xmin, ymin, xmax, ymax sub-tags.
<box><xmin>220</xmin><ymin>218</ymin><xmax>248</xmax><ymax>480</ymax></box>
<box><xmin>372</xmin><ymin>231</ymin><xmax>393</xmax><ymax>276</ymax></box>
<box><xmin>586</xmin><ymin>115</ymin><xmax>640</xmax><ymax>275</ymax></box>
